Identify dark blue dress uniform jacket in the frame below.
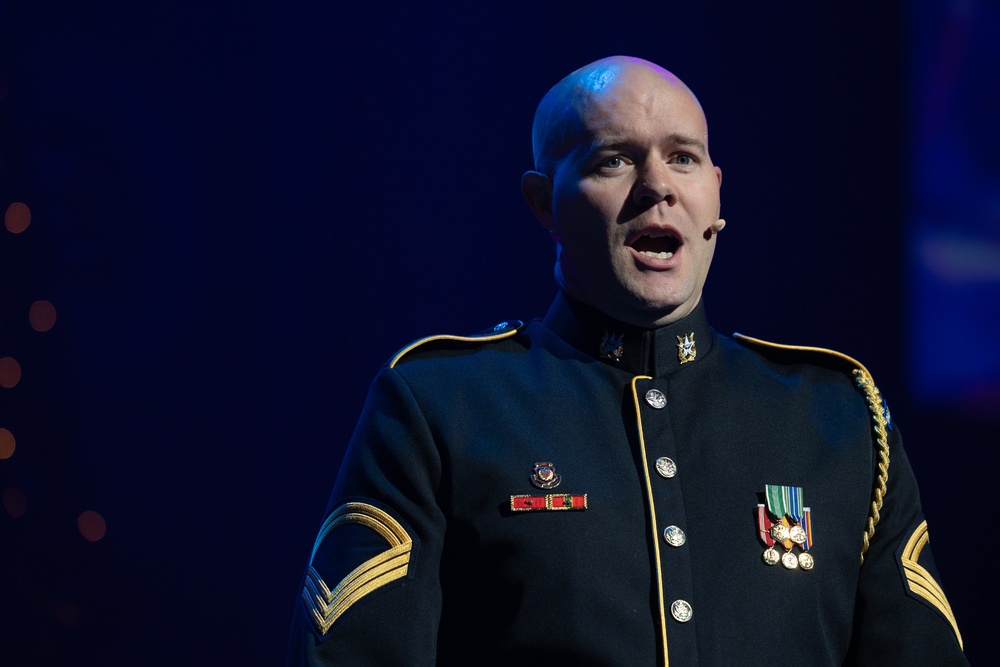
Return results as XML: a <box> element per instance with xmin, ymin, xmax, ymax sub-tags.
<box><xmin>288</xmin><ymin>293</ymin><xmax>967</xmax><ymax>666</ymax></box>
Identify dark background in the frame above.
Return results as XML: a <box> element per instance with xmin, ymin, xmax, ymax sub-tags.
<box><xmin>1</xmin><ymin>1</ymin><xmax>996</xmax><ymax>665</ymax></box>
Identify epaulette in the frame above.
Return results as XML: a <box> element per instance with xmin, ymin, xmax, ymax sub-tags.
<box><xmin>389</xmin><ymin>319</ymin><xmax>525</xmax><ymax>368</ymax></box>
<box><xmin>734</xmin><ymin>333</ymin><xmax>891</xmax><ymax>566</ymax></box>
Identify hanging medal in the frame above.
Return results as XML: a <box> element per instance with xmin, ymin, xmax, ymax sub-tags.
<box><xmin>757</xmin><ymin>504</ymin><xmax>780</xmax><ymax>565</ymax></box>
<box><xmin>798</xmin><ymin>507</ymin><xmax>815</xmax><ymax>570</ymax></box>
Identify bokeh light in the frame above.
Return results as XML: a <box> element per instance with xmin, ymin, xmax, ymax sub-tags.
<box><xmin>0</xmin><ymin>428</ymin><xmax>14</xmax><ymax>459</ymax></box>
<box><xmin>49</xmin><ymin>599</ymin><xmax>80</xmax><ymax>628</ymax></box>
<box><xmin>77</xmin><ymin>510</ymin><xmax>107</xmax><ymax>542</ymax></box>
<box><xmin>29</xmin><ymin>300</ymin><xmax>57</xmax><ymax>332</ymax></box>
<box><xmin>4</xmin><ymin>202</ymin><xmax>31</xmax><ymax>233</ymax></box>
<box><xmin>3</xmin><ymin>487</ymin><xmax>28</xmax><ymax>517</ymax></box>
<box><xmin>0</xmin><ymin>357</ymin><xmax>22</xmax><ymax>388</ymax></box>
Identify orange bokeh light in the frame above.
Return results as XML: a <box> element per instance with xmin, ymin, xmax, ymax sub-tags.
<box><xmin>3</xmin><ymin>487</ymin><xmax>28</xmax><ymax>517</ymax></box>
<box><xmin>0</xmin><ymin>428</ymin><xmax>14</xmax><ymax>459</ymax></box>
<box><xmin>5</xmin><ymin>202</ymin><xmax>31</xmax><ymax>233</ymax></box>
<box><xmin>29</xmin><ymin>300</ymin><xmax>58</xmax><ymax>332</ymax></box>
<box><xmin>78</xmin><ymin>510</ymin><xmax>107</xmax><ymax>542</ymax></box>
<box><xmin>49</xmin><ymin>599</ymin><xmax>79</xmax><ymax>628</ymax></box>
<box><xmin>0</xmin><ymin>357</ymin><xmax>22</xmax><ymax>389</ymax></box>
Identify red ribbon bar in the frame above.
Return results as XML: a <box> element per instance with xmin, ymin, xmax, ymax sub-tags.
<box><xmin>757</xmin><ymin>504</ymin><xmax>774</xmax><ymax>546</ymax></box>
<box><xmin>510</xmin><ymin>494</ymin><xmax>588</xmax><ymax>512</ymax></box>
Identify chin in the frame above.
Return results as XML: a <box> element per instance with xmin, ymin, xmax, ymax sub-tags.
<box><xmin>633</xmin><ymin>291</ymin><xmax>701</xmax><ymax>324</ymax></box>
<box><xmin>630</xmin><ymin>287</ymin><xmax>691</xmax><ymax>312</ymax></box>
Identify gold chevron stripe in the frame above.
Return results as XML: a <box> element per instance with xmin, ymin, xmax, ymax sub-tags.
<box><xmin>900</xmin><ymin>521</ymin><xmax>963</xmax><ymax>649</ymax></box>
<box><xmin>302</xmin><ymin>502</ymin><xmax>413</xmax><ymax>635</ymax></box>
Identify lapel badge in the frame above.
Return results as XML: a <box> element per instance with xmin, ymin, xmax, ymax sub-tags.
<box><xmin>677</xmin><ymin>333</ymin><xmax>696</xmax><ymax>364</ymax></box>
<box><xmin>757</xmin><ymin>485</ymin><xmax>813</xmax><ymax>570</ymax></box>
<box><xmin>599</xmin><ymin>330</ymin><xmax>625</xmax><ymax>362</ymax></box>
<box><xmin>531</xmin><ymin>461</ymin><xmax>561</xmax><ymax>490</ymax></box>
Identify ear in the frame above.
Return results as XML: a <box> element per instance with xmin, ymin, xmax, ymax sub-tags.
<box><xmin>521</xmin><ymin>171</ymin><xmax>555</xmax><ymax>233</ymax></box>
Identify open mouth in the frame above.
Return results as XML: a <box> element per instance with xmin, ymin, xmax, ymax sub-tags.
<box><xmin>630</xmin><ymin>231</ymin><xmax>680</xmax><ymax>260</ymax></box>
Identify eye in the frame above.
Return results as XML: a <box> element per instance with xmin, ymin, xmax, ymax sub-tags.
<box><xmin>602</xmin><ymin>156</ymin><xmax>626</xmax><ymax>169</ymax></box>
<box><xmin>673</xmin><ymin>154</ymin><xmax>695</xmax><ymax>166</ymax></box>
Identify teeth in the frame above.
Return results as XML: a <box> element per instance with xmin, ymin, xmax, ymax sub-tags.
<box><xmin>641</xmin><ymin>250</ymin><xmax>674</xmax><ymax>259</ymax></box>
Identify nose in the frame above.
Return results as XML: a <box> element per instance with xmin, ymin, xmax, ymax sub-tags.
<box><xmin>632</xmin><ymin>161</ymin><xmax>676</xmax><ymax>208</ymax></box>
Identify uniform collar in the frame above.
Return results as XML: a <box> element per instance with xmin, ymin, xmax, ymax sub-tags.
<box><xmin>543</xmin><ymin>291</ymin><xmax>715</xmax><ymax>377</ymax></box>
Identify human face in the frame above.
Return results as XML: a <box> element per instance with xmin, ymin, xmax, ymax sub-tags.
<box><xmin>547</xmin><ymin>67</ymin><xmax>722</xmax><ymax>327</ymax></box>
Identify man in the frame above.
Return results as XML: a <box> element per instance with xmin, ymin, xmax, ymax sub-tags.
<box><xmin>288</xmin><ymin>56</ymin><xmax>967</xmax><ymax>665</ymax></box>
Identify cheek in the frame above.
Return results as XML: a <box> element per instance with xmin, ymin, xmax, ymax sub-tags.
<box><xmin>697</xmin><ymin>180</ymin><xmax>722</xmax><ymax>213</ymax></box>
<box><xmin>555</xmin><ymin>194</ymin><xmax>618</xmax><ymax>244</ymax></box>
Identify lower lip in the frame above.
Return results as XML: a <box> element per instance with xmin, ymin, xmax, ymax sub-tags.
<box><xmin>629</xmin><ymin>245</ymin><xmax>681</xmax><ymax>269</ymax></box>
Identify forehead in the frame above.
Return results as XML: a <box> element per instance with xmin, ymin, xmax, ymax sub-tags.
<box><xmin>574</xmin><ymin>69</ymin><xmax>708</xmax><ymax>146</ymax></box>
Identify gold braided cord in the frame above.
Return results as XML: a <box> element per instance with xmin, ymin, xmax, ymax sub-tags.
<box><xmin>853</xmin><ymin>369</ymin><xmax>890</xmax><ymax>565</ymax></box>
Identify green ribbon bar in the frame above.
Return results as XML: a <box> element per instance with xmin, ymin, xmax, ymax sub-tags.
<box><xmin>765</xmin><ymin>484</ymin><xmax>791</xmax><ymax>519</ymax></box>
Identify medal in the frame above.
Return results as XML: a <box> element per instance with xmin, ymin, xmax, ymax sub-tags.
<box><xmin>759</xmin><ymin>487</ymin><xmax>816</xmax><ymax>571</ymax></box>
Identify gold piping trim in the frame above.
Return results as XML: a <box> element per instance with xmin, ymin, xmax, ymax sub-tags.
<box><xmin>302</xmin><ymin>502</ymin><xmax>413</xmax><ymax>635</ymax></box>
<box><xmin>900</xmin><ymin>521</ymin><xmax>963</xmax><ymax>648</ymax></box>
<box><xmin>733</xmin><ymin>334</ymin><xmax>888</xmax><ymax>566</ymax></box>
<box><xmin>631</xmin><ymin>375</ymin><xmax>669</xmax><ymax>667</ymax></box>
<box><xmin>731</xmin><ymin>334</ymin><xmax>872</xmax><ymax>377</ymax></box>
<box><xmin>389</xmin><ymin>329</ymin><xmax>520</xmax><ymax>368</ymax></box>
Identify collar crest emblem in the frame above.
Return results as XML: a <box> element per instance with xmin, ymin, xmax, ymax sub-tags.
<box><xmin>677</xmin><ymin>332</ymin><xmax>697</xmax><ymax>364</ymax></box>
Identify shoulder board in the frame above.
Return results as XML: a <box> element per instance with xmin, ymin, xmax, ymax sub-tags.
<box><xmin>389</xmin><ymin>319</ymin><xmax>524</xmax><ymax>368</ymax></box>
<box><xmin>732</xmin><ymin>332</ymin><xmax>872</xmax><ymax>378</ymax></box>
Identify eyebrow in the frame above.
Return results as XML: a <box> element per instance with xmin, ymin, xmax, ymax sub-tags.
<box><xmin>587</xmin><ymin>133</ymin><xmax>708</xmax><ymax>155</ymax></box>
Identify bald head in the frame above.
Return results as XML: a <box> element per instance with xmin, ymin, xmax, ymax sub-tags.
<box><xmin>531</xmin><ymin>56</ymin><xmax>706</xmax><ymax>175</ymax></box>
<box><xmin>521</xmin><ymin>55</ymin><xmax>723</xmax><ymax>327</ymax></box>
